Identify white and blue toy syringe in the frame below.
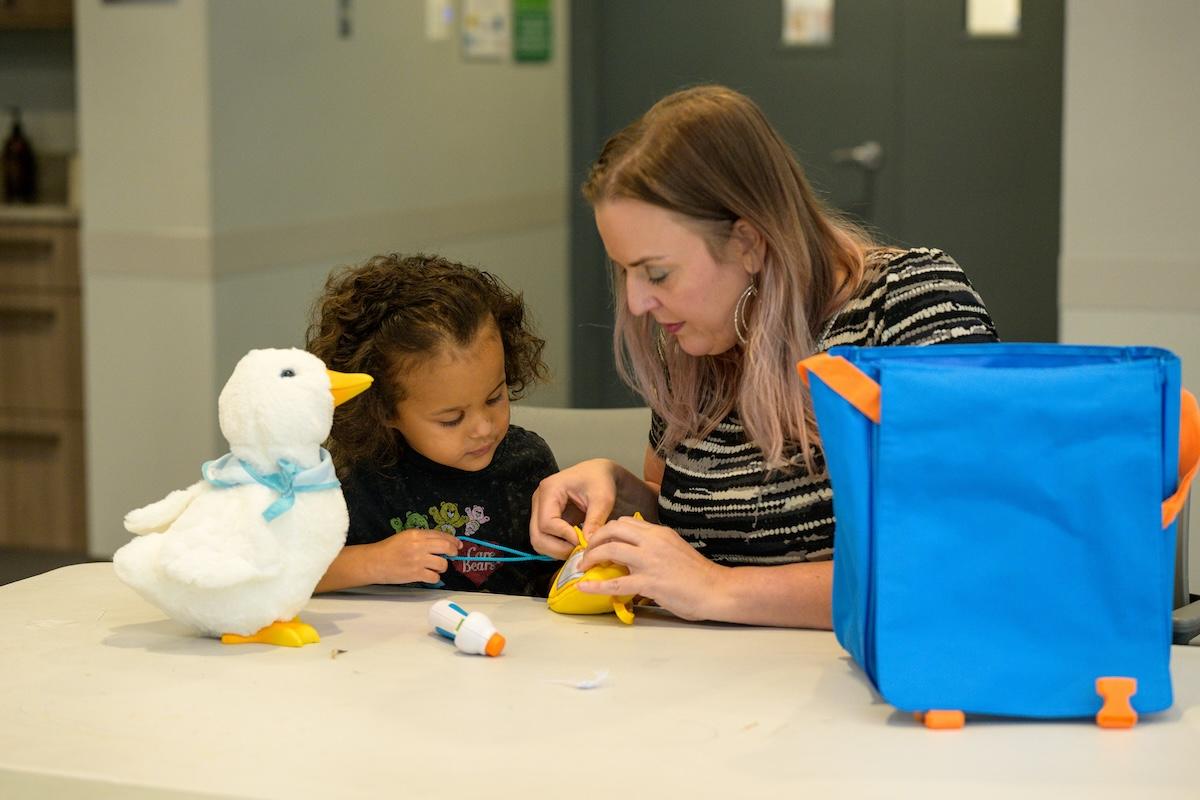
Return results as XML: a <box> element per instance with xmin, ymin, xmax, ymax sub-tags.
<box><xmin>428</xmin><ymin>599</ymin><xmax>506</xmax><ymax>657</ymax></box>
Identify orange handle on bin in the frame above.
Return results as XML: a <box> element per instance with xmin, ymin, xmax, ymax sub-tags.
<box><xmin>796</xmin><ymin>353</ymin><xmax>881</xmax><ymax>423</ymax></box>
<box><xmin>797</xmin><ymin>356</ymin><xmax>1199</xmax><ymax>529</ymax></box>
<box><xmin>1163</xmin><ymin>389</ymin><xmax>1199</xmax><ymax>529</ymax></box>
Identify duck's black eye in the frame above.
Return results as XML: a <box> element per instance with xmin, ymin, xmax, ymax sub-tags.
<box><xmin>280</xmin><ymin>369</ymin><xmax>296</xmax><ymax>378</ymax></box>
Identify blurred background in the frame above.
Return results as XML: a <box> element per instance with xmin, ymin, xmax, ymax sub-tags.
<box><xmin>1</xmin><ymin>0</ymin><xmax>1196</xmax><ymax>581</ymax></box>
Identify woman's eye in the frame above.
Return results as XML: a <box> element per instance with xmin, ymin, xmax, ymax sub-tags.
<box><xmin>439</xmin><ymin>414</ymin><xmax>464</xmax><ymax>428</ymax></box>
<box><xmin>647</xmin><ymin>270</ymin><xmax>668</xmax><ymax>285</ymax></box>
<box><xmin>486</xmin><ymin>393</ymin><xmax>504</xmax><ymax>405</ymax></box>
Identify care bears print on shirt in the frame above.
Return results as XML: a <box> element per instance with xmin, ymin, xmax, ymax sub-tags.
<box><xmin>389</xmin><ymin>501</ymin><xmax>500</xmax><ymax>587</ymax></box>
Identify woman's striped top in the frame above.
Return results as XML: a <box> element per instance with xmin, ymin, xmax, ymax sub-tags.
<box><xmin>650</xmin><ymin>247</ymin><xmax>998</xmax><ymax>565</ymax></box>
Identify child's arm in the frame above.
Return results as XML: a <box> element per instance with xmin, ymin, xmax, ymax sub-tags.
<box><xmin>314</xmin><ymin>530</ymin><xmax>462</xmax><ymax>593</ymax></box>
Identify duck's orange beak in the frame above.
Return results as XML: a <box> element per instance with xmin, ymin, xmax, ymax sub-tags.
<box><xmin>327</xmin><ymin>370</ymin><xmax>373</xmax><ymax>407</ymax></box>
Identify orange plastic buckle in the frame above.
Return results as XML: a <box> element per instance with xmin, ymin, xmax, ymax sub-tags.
<box><xmin>914</xmin><ymin>709</ymin><xmax>965</xmax><ymax>729</ymax></box>
<box><xmin>1095</xmin><ymin>677</ymin><xmax>1138</xmax><ymax>728</ymax></box>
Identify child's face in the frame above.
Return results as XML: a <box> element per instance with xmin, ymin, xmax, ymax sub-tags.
<box><xmin>390</xmin><ymin>322</ymin><xmax>510</xmax><ymax>472</ymax></box>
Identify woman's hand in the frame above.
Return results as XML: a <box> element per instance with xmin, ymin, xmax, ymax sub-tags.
<box><xmin>529</xmin><ymin>459</ymin><xmax>622</xmax><ymax>559</ymax></box>
<box><xmin>575</xmin><ymin>515</ymin><xmax>724</xmax><ymax>621</ymax></box>
<box><xmin>367</xmin><ymin>530</ymin><xmax>462</xmax><ymax>585</ymax></box>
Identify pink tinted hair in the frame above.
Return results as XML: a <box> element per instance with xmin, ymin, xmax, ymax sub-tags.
<box><xmin>583</xmin><ymin>85</ymin><xmax>881</xmax><ymax>470</ymax></box>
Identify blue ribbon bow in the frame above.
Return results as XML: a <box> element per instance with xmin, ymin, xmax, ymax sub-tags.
<box><xmin>201</xmin><ymin>450</ymin><xmax>340</xmax><ymax>522</ymax></box>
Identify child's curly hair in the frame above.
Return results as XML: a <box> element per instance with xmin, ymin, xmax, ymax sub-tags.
<box><xmin>306</xmin><ymin>253</ymin><xmax>548</xmax><ymax>476</ymax></box>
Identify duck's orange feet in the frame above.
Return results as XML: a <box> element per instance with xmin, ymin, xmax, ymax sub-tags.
<box><xmin>221</xmin><ymin>617</ymin><xmax>320</xmax><ymax>647</ymax></box>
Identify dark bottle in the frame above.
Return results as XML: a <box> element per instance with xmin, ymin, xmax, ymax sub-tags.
<box><xmin>3</xmin><ymin>108</ymin><xmax>38</xmax><ymax>204</ymax></box>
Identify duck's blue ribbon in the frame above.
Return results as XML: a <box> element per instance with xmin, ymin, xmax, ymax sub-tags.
<box><xmin>201</xmin><ymin>449</ymin><xmax>340</xmax><ymax>522</ymax></box>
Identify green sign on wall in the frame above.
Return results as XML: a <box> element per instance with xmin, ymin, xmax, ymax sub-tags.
<box><xmin>514</xmin><ymin>0</ymin><xmax>551</xmax><ymax>62</ymax></box>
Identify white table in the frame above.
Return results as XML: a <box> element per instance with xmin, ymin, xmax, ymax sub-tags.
<box><xmin>1</xmin><ymin>564</ymin><xmax>1198</xmax><ymax>799</ymax></box>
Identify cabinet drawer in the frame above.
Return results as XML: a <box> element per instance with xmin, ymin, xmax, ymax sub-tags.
<box><xmin>0</xmin><ymin>413</ymin><xmax>86</xmax><ymax>551</ymax></box>
<box><xmin>0</xmin><ymin>0</ymin><xmax>72</xmax><ymax>29</ymax></box>
<box><xmin>0</xmin><ymin>223</ymin><xmax>79</xmax><ymax>290</ymax></box>
<box><xmin>0</xmin><ymin>290</ymin><xmax>83</xmax><ymax>412</ymax></box>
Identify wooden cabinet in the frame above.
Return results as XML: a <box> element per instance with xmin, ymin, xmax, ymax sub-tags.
<box><xmin>0</xmin><ymin>0</ymin><xmax>72</xmax><ymax>29</ymax></box>
<box><xmin>0</xmin><ymin>212</ymin><xmax>86</xmax><ymax>551</ymax></box>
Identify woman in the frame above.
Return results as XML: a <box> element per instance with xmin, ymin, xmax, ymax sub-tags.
<box><xmin>530</xmin><ymin>85</ymin><xmax>997</xmax><ymax>627</ymax></box>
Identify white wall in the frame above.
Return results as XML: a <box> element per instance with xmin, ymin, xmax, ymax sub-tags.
<box><xmin>77</xmin><ymin>0</ymin><xmax>570</xmax><ymax>557</ymax></box>
<box><xmin>204</xmin><ymin>0</ymin><xmax>569</xmax><ymax>402</ymax></box>
<box><xmin>76</xmin><ymin>0</ymin><xmax>217</xmax><ymax>558</ymax></box>
<box><xmin>1061</xmin><ymin>0</ymin><xmax>1200</xmax><ymax>585</ymax></box>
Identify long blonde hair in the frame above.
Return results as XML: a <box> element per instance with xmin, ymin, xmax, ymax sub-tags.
<box><xmin>583</xmin><ymin>85</ymin><xmax>877</xmax><ymax>470</ymax></box>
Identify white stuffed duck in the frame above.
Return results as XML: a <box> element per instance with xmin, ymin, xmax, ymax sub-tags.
<box><xmin>113</xmin><ymin>348</ymin><xmax>371</xmax><ymax>647</ymax></box>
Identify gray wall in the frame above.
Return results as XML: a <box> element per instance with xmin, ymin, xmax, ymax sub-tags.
<box><xmin>1060</xmin><ymin>0</ymin><xmax>1200</xmax><ymax>585</ymax></box>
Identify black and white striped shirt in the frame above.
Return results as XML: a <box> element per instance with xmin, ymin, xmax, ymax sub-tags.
<box><xmin>651</xmin><ymin>248</ymin><xmax>998</xmax><ymax>565</ymax></box>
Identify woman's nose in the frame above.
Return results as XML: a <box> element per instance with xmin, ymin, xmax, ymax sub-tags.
<box><xmin>625</xmin><ymin>277</ymin><xmax>657</xmax><ymax>316</ymax></box>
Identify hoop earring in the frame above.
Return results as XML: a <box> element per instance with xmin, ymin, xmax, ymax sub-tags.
<box><xmin>734</xmin><ymin>284</ymin><xmax>758</xmax><ymax>346</ymax></box>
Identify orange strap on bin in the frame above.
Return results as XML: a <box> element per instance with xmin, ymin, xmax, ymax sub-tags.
<box><xmin>797</xmin><ymin>356</ymin><xmax>1198</xmax><ymax>529</ymax></box>
<box><xmin>1163</xmin><ymin>389</ymin><xmax>1199</xmax><ymax>529</ymax></box>
<box><xmin>796</xmin><ymin>353</ymin><xmax>881</xmax><ymax>424</ymax></box>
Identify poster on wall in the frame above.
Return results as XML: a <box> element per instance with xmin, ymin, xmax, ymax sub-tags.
<box><xmin>966</xmin><ymin>0</ymin><xmax>1021</xmax><ymax>37</ymax></box>
<box><xmin>513</xmin><ymin>0</ymin><xmax>552</xmax><ymax>62</ymax></box>
<box><xmin>782</xmin><ymin>0</ymin><xmax>834</xmax><ymax>47</ymax></box>
<box><xmin>462</xmin><ymin>0</ymin><xmax>512</xmax><ymax>60</ymax></box>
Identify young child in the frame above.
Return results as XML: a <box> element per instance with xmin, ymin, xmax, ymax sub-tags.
<box><xmin>306</xmin><ymin>253</ymin><xmax>560</xmax><ymax>596</ymax></box>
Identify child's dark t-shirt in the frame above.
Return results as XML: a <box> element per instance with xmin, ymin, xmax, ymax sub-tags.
<box><xmin>340</xmin><ymin>424</ymin><xmax>560</xmax><ymax>597</ymax></box>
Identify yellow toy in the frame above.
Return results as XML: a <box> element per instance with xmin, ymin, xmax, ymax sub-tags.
<box><xmin>547</xmin><ymin>514</ymin><xmax>642</xmax><ymax>624</ymax></box>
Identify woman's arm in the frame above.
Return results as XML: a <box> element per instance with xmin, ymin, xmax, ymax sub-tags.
<box><xmin>578</xmin><ymin>515</ymin><xmax>833</xmax><ymax>629</ymax></box>
<box><xmin>614</xmin><ymin>451</ymin><xmax>662</xmax><ymax>522</ymax></box>
<box><xmin>642</xmin><ymin>444</ymin><xmax>664</xmax><ymax>499</ymax></box>
<box><xmin>705</xmin><ymin>561</ymin><xmax>832</xmax><ymax>629</ymax></box>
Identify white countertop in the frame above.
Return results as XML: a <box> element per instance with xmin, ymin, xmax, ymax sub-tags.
<box><xmin>1</xmin><ymin>563</ymin><xmax>1198</xmax><ymax>799</ymax></box>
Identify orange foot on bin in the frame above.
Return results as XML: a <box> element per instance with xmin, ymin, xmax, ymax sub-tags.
<box><xmin>913</xmin><ymin>710</ymin><xmax>965</xmax><ymax>730</ymax></box>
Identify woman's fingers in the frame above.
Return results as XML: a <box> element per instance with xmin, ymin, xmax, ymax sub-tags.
<box><xmin>578</xmin><ymin>574</ymin><xmax>641</xmax><ymax>597</ymax></box>
<box><xmin>529</xmin><ymin>479</ymin><xmax>554</xmax><ymax>533</ymax></box>
<box><xmin>426</xmin><ymin>555</ymin><xmax>449</xmax><ymax>574</ymax></box>
<box><xmin>531</xmin><ymin>480</ymin><xmax>589</xmax><ymax>558</ymax></box>
<box><xmin>531</xmin><ymin>459</ymin><xmax>621</xmax><ymax>545</ymax></box>
<box><xmin>530</xmin><ymin>483</ymin><xmax>572</xmax><ymax>541</ymax></box>
<box><xmin>577</xmin><ymin>540</ymin><xmax>641</xmax><ymax>572</ymax></box>
<box><xmin>534</xmin><ymin>530</ymin><xmax>577</xmax><ymax>560</ymax></box>
<box><xmin>529</xmin><ymin>513</ymin><xmax>579</xmax><ymax>559</ymax></box>
<box><xmin>570</xmin><ymin>483</ymin><xmax>616</xmax><ymax>536</ymax></box>
<box><xmin>547</xmin><ymin>520</ymin><xmax>582</xmax><ymax>553</ymax></box>
<box><xmin>581</xmin><ymin>501</ymin><xmax>612</xmax><ymax>537</ymax></box>
<box><xmin>583</xmin><ymin>515</ymin><xmax>653</xmax><ymax>549</ymax></box>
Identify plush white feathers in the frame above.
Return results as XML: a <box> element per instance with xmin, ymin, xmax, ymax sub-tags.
<box><xmin>113</xmin><ymin>348</ymin><xmax>371</xmax><ymax>641</ymax></box>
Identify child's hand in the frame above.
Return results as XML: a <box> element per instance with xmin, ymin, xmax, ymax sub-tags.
<box><xmin>368</xmin><ymin>530</ymin><xmax>462</xmax><ymax>584</ymax></box>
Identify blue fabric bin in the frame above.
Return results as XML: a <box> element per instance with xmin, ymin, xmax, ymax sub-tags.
<box><xmin>799</xmin><ymin>344</ymin><xmax>1198</xmax><ymax>725</ymax></box>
